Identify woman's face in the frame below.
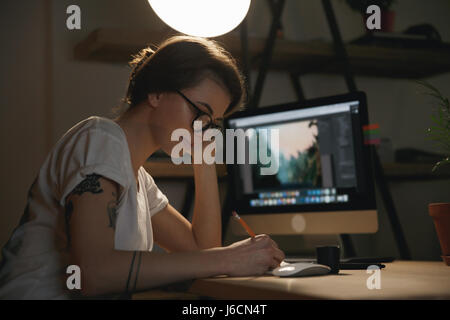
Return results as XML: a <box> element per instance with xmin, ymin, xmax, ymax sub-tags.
<box><xmin>149</xmin><ymin>77</ymin><xmax>231</xmax><ymax>157</ymax></box>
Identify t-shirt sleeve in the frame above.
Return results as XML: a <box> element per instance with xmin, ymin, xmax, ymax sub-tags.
<box><xmin>56</xmin><ymin>128</ymin><xmax>129</xmax><ymax>207</ymax></box>
<box><xmin>142</xmin><ymin>169</ymin><xmax>169</xmax><ymax>217</ymax></box>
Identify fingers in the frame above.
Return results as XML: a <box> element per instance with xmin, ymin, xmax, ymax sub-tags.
<box><xmin>264</xmin><ymin>244</ymin><xmax>285</xmax><ymax>270</ymax></box>
<box><xmin>269</xmin><ymin>237</ymin><xmax>279</xmax><ymax>249</ymax></box>
<box><xmin>255</xmin><ymin>235</ymin><xmax>283</xmax><ymax>254</ymax></box>
<box><xmin>270</xmin><ymin>258</ymin><xmax>281</xmax><ymax>270</ymax></box>
<box><xmin>252</xmin><ymin>234</ymin><xmax>269</xmax><ymax>241</ymax></box>
<box><xmin>247</xmin><ymin>234</ymin><xmax>286</xmax><ymax>273</ymax></box>
<box><xmin>250</xmin><ymin>234</ymin><xmax>271</xmax><ymax>248</ymax></box>
<box><xmin>228</xmin><ymin>234</ymin><xmax>286</xmax><ymax>276</ymax></box>
<box><xmin>253</xmin><ymin>234</ymin><xmax>279</xmax><ymax>248</ymax></box>
<box><xmin>252</xmin><ymin>234</ymin><xmax>285</xmax><ymax>260</ymax></box>
<box><xmin>273</xmin><ymin>247</ymin><xmax>285</xmax><ymax>264</ymax></box>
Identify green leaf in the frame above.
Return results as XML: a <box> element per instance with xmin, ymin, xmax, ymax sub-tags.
<box><xmin>432</xmin><ymin>157</ymin><xmax>450</xmax><ymax>172</ymax></box>
<box><xmin>428</xmin><ymin>124</ymin><xmax>449</xmax><ymax>131</ymax></box>
<box><xmin>417</xmin><ymin>80</ymin><xmax>450</xmax><ymax>162</ymax></box>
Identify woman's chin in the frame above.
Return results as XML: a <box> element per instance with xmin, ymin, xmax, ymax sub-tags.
<box><xmin>160</xmin><ymin>142</ymin><xmax>181</xmax><ymax>158</ymax></box>
<box><xmin>158</xmin><ymin>146</ymin><xmax>171</xmax><ymax>157</ymax></box>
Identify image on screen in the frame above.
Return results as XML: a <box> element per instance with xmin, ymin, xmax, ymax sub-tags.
<box><xmin>249</xmin><ymin>119</ymin><xmax>322</xmax><ymax>191</ymax></box>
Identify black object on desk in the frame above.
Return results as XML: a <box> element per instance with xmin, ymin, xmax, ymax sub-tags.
<box><xmin>316</xmin><ymin>245</ymin><xmax>340</xmax><ymax>274</ymax></box>
<box><xmin>285</xmin><ymin>254</ymin><xmax>394</xmax><ymax>270</ymax></box>
<box><xmin>341</xmin><ymin>256</ymin><xmax>395</xmax><ymax>263</ymax></box>
<box><xmin>340</xmin><ymin>263</ymin><xmax>385</xmax><ymax>270</ymax></box>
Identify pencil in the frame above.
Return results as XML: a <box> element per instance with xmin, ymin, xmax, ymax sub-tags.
<box><xmin>232</xmin><ymin>210</ymin><xmax>256</xmax><ymax>238</ymax></box>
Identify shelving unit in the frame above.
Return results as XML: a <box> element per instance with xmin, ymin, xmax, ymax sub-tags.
<box><xmin>143</xmin><ymin>160</ymin><xmax>227</xmax><ymax>179</ymax></box>
<box><xmin>382</xmin><ymin>162</ymin><xmax>450</xmax><ymax>180</ymax></box>
<box><xmin>74</xmin><ymin>28</ymin><xmax>450</xmax><ymax>78</ymax></box>
<box><xmin>144</xmin><ymin>160</ymin><xmax>450</xmax><ymax>180</ymax></box>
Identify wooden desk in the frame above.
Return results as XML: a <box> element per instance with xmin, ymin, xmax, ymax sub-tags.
<box><xmin>187</xmin><ymin>261</ymin><xmax>450</xmax><ymax>300</ymax></box>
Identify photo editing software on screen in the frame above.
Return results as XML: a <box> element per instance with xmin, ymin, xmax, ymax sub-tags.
<box><xmin>227</xmin><ymin>93</ymin><xmax>375</xmax><ymax>214</ymax></box>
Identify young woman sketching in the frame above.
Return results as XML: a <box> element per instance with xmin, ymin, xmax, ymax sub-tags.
<box><xmin>0</xmin><ymin>36</ymin><xmax>284</xmax><ymax>299</ymax></box>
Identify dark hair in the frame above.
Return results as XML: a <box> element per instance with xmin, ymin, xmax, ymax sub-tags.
<box><xmin>124</xmin><ymin>35</ymin><xmax>246</xmax><ymax>116</ymax></box>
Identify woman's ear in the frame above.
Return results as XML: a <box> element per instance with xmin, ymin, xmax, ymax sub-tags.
<box><xmin>147</xmin><ymin>92</ymin><xmax>163</xmax><ymax>109</ymax></box>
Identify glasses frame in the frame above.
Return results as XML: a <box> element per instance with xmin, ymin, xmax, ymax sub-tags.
<box><xmin>175</xmin><ymin>90</ymin><xmax>224</xmax><ymax>132</ymax></box>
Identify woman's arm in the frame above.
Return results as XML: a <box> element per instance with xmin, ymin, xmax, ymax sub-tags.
<box><xmin>151</xmin><ymin>162</ymin><xmax>222</xmax><ymax>252</ymax></box>
<box><xmin>67</xmin><ymin>175</ymin><xmax>284</xmax><ymax>297</ymax></box>
<box><xmin>191</xmin><ymin>162</ymin><xmax>222</xmax><ymax>248</ymax></box>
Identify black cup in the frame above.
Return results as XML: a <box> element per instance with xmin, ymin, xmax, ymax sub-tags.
<box><xmin>316</xmin><ymin>245</ymin><xmax>340</xmax><ymax>274</ymax></box>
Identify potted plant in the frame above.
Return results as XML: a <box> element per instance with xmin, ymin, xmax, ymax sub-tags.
<box><xmin>418</xmin><ymin>80</ymin><xmax>450</xmax><ymax>266</ymax></box>
<box><xmin>344</xmin><ymin>0</ymin><xmax>396</xmax><ymax>32</ymax></box>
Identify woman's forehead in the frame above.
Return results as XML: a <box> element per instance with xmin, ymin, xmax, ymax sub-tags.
<box><xmin>187</xmin><ymin>78</ymin><xmax>231</xmax><ymax>116</ymax></box>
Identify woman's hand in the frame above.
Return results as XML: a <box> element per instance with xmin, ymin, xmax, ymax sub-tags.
<box><xmin>222</xmin><ymin>234</ymin><xmax>285</xmax><ymax>277</ymax></box>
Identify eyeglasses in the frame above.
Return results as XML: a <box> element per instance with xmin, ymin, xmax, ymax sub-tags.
<box><xmin>176</xmin><ymin>90</ymin><xmax>224</xmax><ymax>132</ymax></box>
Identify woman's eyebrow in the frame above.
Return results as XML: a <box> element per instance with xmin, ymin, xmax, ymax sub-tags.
<box><xmin>196</xmin><ymin>101</ymin><xmax>214</xmax><ymax>115</ymax></box>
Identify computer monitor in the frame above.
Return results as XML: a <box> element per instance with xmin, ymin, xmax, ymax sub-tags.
<box><xmin>225</xmin><ymin>91</ymin><xmax>378</xmax><ymax>237</ymax></box>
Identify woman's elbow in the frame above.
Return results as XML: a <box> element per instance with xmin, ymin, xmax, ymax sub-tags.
<box><xmin>75</xmin><ymin>263</ymin><xmax>102</xmax><ymax>297</ymax></box>
<box><xmin>68</xmin><ymin>253</ymin><xmax>108</xmax><ymax>297</ymax></box>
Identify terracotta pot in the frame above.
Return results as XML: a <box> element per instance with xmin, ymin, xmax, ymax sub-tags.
<box><xmin>363</xmin><ymin>10</ymin><xmax>396</xmax><ymax>33</ymax></box>
<box><xmin>380</xmin><ymin>10</ymin><xmax>395</xmax><ymax>32</ymax></box>
<box><xmin>429</xmin><ymin>203</ymin><xmax>450</xmax><ymax>266</ymax></box>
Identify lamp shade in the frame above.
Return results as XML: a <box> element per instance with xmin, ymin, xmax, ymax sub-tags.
<box><xmin>147</xmin><ymin>0</ymin><xmax>251</xmax><ymax>38</ymax></box>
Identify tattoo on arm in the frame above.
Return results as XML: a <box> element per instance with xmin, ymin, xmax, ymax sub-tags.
<box><xmin>64</xmin><ymin>174</ymin><xmax>104</xmax><ymax>248</ymax></box>
<box><xmin>72</xmin><ymin>174</ymin><xmax>104</xmax><ymax>196</ymax></box>
<box><xmin>107</xmin><ymin>191</ymin><xmax>119</xmax><ymax>229</ymax></box>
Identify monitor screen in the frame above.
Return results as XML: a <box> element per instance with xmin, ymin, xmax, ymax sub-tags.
<box><xmin>225</xmin><ymin>91</ymin><xmax>376</xmax><ymax>216</ymax></box>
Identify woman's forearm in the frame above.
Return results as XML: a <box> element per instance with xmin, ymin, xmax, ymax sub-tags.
<box><xmin>191</xmin><ymin>163</ymin><xmax>222</xmax><ymax>248</ymax></box>
<box><xmin>82</xmin><ymin>246</ymin><xmax>229</xmax><ymax>296</ymax></box>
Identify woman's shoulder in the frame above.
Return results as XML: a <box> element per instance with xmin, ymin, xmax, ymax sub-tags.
<box><xmin>48</xmin><ymin>116</ymin><xmax>130</xmax><ymax>172</ymax></box>
<box><xmin>49</xmin><ymin>116</ymin><xmax>132</xmax><ymax>202</ymax></box>
<box><xmin>53</xmin><ymin>116</ymin><xmax>126</xmax><ymax>151</ymax></box>
<box><xmin>67</xmin><ymin>116</ymin><xmax>125</xmax><ymax>139</ymax></box>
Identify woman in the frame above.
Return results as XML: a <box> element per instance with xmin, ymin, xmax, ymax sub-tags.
<box><xmin>0</xmin><ymin>35</ymin><xmax>284</xmax><ymax>299</ymax></box>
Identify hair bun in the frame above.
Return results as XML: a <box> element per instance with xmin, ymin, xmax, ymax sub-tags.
<box><xmin>142</xmin><ymin>47</ymin><xmax>155</xmax><ymax>59</ymax></box>
<box><xmin>145</xmin><ymin>50</ymin><xmax>153</xmax><ymax>58</ymax></box>
<box><xmin>130</xmin><ymin>47</ymin><xmax>155</xmax><ymax>70</ymax></box>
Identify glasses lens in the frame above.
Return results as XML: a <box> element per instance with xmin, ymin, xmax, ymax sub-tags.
<box><xmin>215</xmin><ymin>119</ymin><xmax>224</xmax><ymax>131</ymax></box>
<box><xmin>194</xmin><ymin>114</ymin><xmax>211</xmax><ymax>130</ymax></box>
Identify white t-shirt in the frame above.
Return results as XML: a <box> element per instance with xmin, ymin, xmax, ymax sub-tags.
<box><xmin>0</xmin><ymin>116</ymin><xmax>169</xmax><ymax>299</ymax></box>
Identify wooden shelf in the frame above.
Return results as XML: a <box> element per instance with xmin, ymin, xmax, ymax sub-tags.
<box><xmin>144</xmin><ymin>159</ymin><xmax>450</xmax><ymax>180</ymax></box>
<box><xmin>74</xmin><ymin>28</ymin><xmax>450</xmax><ymax>78</ymax></box>
<box><xmin>143</xmin><ymin>160</ymin><xmax>227</xmax><ymax>179</ymax></box>
<box><xmin>382</xmin><ymin>162</ymin><xmax>450</xmax><ymax>180</ymax></box>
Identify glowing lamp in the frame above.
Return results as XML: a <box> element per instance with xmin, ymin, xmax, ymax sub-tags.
<box><xmin>147</xmin><ymin>0</ymin><xmax>251</xmax><ymax>38</ymax></box>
